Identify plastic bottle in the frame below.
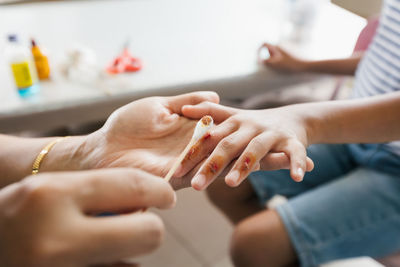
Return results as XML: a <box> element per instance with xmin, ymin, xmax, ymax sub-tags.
<box><xmin>5</xmin><ymin>34</ymin><xmax>39</xmax><ymax>98</ymax></box>
<box><xmin>282</xmin><ymin>0</ymin><xmax>321</xmax><ymax>42</ymax></box>
<box><xmin>31</xmin><ymin>38</ymin><xmax>50</xmax><ymax>80</ymax></box>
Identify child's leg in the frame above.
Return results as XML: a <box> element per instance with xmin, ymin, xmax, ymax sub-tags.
<box><xmin>231</xmin><ymin>209</ymin><xmax>297</xmax><ymax>267</ymax></box>
<box><xmin>206</xmin><ymin>178</ymin><xmax>262</xmax><ymax>224</ymax></box>
<box><xmin>231</xmin><ymin>168</ymin><xmax>400</xmax><ymax>267</ymax></box>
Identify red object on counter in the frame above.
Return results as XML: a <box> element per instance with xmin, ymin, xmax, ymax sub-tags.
<box><xmin>107</xmin><ymin>45</ymin><xmax>142</xmax><ymax>74</ymax></box>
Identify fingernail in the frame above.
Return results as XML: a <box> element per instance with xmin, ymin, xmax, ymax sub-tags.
<box><xmin>296</xmin><ymin>167</ymin><xmax>304</xmax><ymax>182</ymax></box>
<box><xmin>192</xmin><ymin>174</ymin><xmax>207</xmax><ymax>189</ymax></box>
<box><xmin>226</xmin><ymin>170</ymin><xmax>240</xmax><ymax>186</ymax></box>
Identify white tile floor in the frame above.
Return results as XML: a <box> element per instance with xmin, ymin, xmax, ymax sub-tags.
<box><xmin>136</xmin><ymin>189</ymin><xmax>234</xmax><ymax>267</ymax></box>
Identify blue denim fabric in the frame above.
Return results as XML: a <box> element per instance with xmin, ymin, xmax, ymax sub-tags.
<box><xmin>348</xmin><ymin>144</ymin><xmax>400</xmax><ymax>177</ymax></box>
<box><xmin>248</xmin><ymin>144</ymin><xmax>400</xmax><ymax>267</ymax></box>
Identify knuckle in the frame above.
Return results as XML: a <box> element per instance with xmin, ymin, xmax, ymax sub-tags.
<box><xmin>190</xmin><ymin>95</ymin><xmax>206</xmax><ymax>105</ymax></box>
<box><xmin>122</xmin><ymin>167</ymin><xmax>142</xmax><ymax>179</ymax></box>
<box><xmin>250</xmin><ymin>137</ymin><xmax>265</xmax><ymax>151</ymax></box>
<box><xmin>127</xmin><ymin>171</ymin><xmax>148</xmax><ymax>199</ymax></box>
<box><xmin>290</xmin><ymin>138</ymin><xmax>306</xmax><ymax>152</ymax></box>
<box><xmin>208</xmin><ymin>130</ymin><xmax>223</xmax><ymax>144</ymax></box>
<box><xmin>123</xmin><ymin>168</ymin><xmax>175</xmax><ymax>207</ymax></box>
<box><xmin>229</xmin><ymin>115</ymin><xmax>242</xmax><ymax>125</ymax></box>
<box><xmin>186</xmin><ymin>94</ymin><xmax>199</xmax><ymax>104</ymax></box>
<box><xmin>219</xmin><ymin>137</ymin><xmax>235</xmax><ymax>152</ymax></box>
<box><xmin>20</xmin><ymin>176</ymin><xmax>58</xmax><ymax>204</ymax></box>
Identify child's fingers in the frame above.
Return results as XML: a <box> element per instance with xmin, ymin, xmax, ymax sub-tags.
<box><xmin>262</xmin><ymin>44</ymin><xmax>279</xmax><ymax>60</ymax></box>
<box><xmin>175</xmin><ymin>119</ymin><xmax>239</xmax><ymax>177</ymax></box>
<box><xmin>260</xmin><ymin>153</ymin><xmax>314</xmax><ymax>172</ymax></box>
<box><xmin>170</xmin><ymin>158</ymin><xmax>206</xmax><ymax>190</ymax></box>
<box><xmin>260</xmin><ymin>152</ymin><xmax>292</xmax><ymax>170</ymax></box>
<box><xmin>191</xmin><ymin>129</ymin><xmax>256</xmax><ymax>190</ymax></box>
<box><xmin>224</xmin><ymin>132</ymin><xmax>275</xmax><ymax>187</ymax></box>
<box><xmin>173</xmin><ymin>159</ymin><xmax>238</xmax><ymax>191</ymax></box>
<box><xmin>166</xmin><ymin>91</ymin><xmax>220</xmax><ymax>114</ymax></box>
<box><xmin>281</xmin><ymin>139</ymin><xmax>308</xmax><ymax>182</ymax></box>
<box><xmin>182</xmin><ymin>102</ymin><xmax>237</xmax><ymax>123</ymax></box>
<box><xmin>258</xmin><ymin>43</ymin><xmax>271</xmax><ymax>62</ymax></box>
<box><xmin>305</xmin><ymin>157</ymin><xmax>314</xmax><ymax>172</ymax></box>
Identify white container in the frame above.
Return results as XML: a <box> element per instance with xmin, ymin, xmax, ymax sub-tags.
<box><xmin>5</xmin><ymin>34</ymin><xmax>39</xmax><ymax>98</ymax></box>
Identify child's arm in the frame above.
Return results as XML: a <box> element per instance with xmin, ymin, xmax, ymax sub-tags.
<box><xmin>180</xmin><ymin>91</ymin><xmax>400</xmax><ymax>190</ymax></box>
<box><xmin>260</xmin><ymin>43</ymin><xmax>363</xmax><ymax>75</ymax></box>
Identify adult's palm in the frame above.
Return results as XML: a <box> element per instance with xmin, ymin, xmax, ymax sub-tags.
<box><xmin>86</xmin><ymin>92</ymin><xmax>219</xmax><ymax>189</ymax></box>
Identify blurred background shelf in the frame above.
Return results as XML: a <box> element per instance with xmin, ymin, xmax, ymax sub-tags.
<box><xmin>0</xmin><ymin>0</ymin><xmax>366</xmax><ymax>133</ymax></box>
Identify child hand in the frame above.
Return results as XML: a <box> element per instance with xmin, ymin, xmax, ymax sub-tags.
<box><xmin>258</xmin><ymin>43</ymin><xmax>307</xmax><ymax>72</ymax></box>
<box><xmin>180</xmin><ymin>101</ymin><xmax>314</xmax><ymax>190</ymax></box>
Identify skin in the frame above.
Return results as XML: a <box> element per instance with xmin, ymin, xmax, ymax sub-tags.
<box><xmin>3</xmin><ymin>89</ymin><xmax>399</xmax><ymax>266</ymax></box>
<box><xmin>259</xmin><ymin>43</ymin><xmax>363</xmax><ymax>75</ymax></box>
<box><xmin>0</xmin><ymin>91</ymin><xmax>220</xmax><ymax>190</ymax></box>
<box><xmin>178</xmin><ymin>91</ymin><xmax>400</xmax><ymax>267</ymax></box>
<box><xmin>0</xmin><ymin>90</ymin><xmax>320</xmax><ymax>266</ymax></box>
<box><xmin>230</xmin><ymin>209</ymin><xmax>297</xmax><ymax>267</ymax></box>
<box><xmin>207</xmin><ymin>177</ymin><xmax>297</xmax><ymax>267</ymax></box>
<box><xmin>0</xmin><ymin>168</ymin><xmax>176</xmax><ymax>267</ymax></box>
<box><xmin>180</xmin><ymin>91</ymin><xmax>400</xmax><ymax>189</ymax></box>
<box><xmin>0</xmin><ymin>92</ymin><xmax>224</xmax><ymax>266</ymax></box>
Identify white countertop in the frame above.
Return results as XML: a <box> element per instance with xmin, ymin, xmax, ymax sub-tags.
<box><xmin>0</xmin><ymin>0</ymin><xmax>365</xmax><ymax>132</ymax></box>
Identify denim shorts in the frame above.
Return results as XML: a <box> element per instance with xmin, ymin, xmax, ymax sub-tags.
<box><xmin>248</xmin><ymin>144</ymin><xmax>400</xmax><ymax>267</ymax></box>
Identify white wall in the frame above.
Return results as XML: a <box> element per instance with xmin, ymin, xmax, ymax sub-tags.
<box><xmin>332</xmin><ymin>0</ymin><xmax>383</xmax><ymax>18</ymax></box>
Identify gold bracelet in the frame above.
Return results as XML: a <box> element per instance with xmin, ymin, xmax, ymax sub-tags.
<box><xmin>32</xmin><ymin>137</ymin><xmax>70</xmax><ymax>175</ymax></box>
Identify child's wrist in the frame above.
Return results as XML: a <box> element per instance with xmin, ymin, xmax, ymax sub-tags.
<box><xmin>301</xmin><ymin>106</ymin><xmax>323</xmax><ymax>146</ymax></box>
<box><xmin>286</xmin><ymin>103</ymin><xmax>321</xmax><ymax>146</ymax></box>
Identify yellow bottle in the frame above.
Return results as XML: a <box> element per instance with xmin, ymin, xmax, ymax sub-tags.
<box><xmin>31</xmin><ymin>39</ymin><xmax>50</xmax><ymax>80</ymax></box>
<box><xmin>6</xmin><ymin>34</ymin><xmax>39</xmax><ymax>98</ymax></box>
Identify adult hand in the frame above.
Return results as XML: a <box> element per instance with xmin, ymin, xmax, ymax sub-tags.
<box><xmin>258</xmin><ymin>43</ymin><xmax>307</xmax><ymax>72</ymax></box>
<box><xmin>0</xmin><ymin>168</ymin><xmax>176</xmax><ymax>267</ymax></box>
<box><xmin>42</xmin><ymin>92</ymin><xmax>219</xmax><ymax>190</ymax></box>
<box><xmin>178</xmin><ymin>101</ymin><xmax>314</xmax><ymax>190</ymax></box>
